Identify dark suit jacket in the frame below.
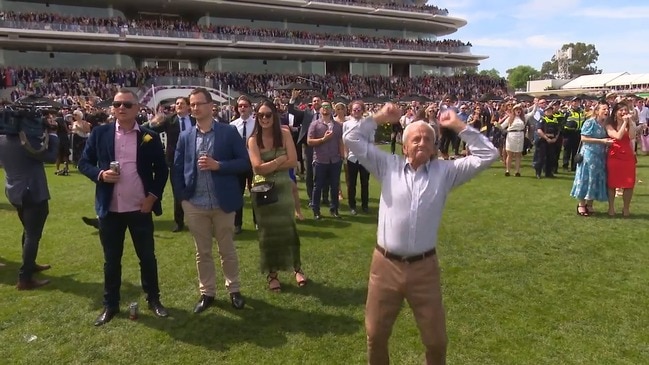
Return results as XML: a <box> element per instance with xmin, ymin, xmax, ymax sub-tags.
<box><xmin>288</xmin><ymin>103</ymin><xmax>315</xmax><ymax>145</ymax></box>
<box><xmin>144</xmin><ymin>114</ymin><xmax>196</xmax><ymax>166</ymax></box>
<box><xmin>0</xmin><ymin>134</ymin><xmax>59</xmax><ymax>205</ymax></box>
<box><xmin>172</xmin><ymin>122</ymin><xmax>251</xmax><ymax>214</ymax></box>
<box><xmin>78</xmin><ymin>123</ymin><xmax>169</xmax><ymax>218</ymax></box>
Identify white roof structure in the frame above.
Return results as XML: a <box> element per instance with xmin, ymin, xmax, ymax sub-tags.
<box><xmin>561</xmin><ymin>72</ymin><xmax>628</xmax><ymax>89</ymax></box>
<box><xmin>605</xmin><ymin>73</ymin><xmax>649</xmax><ymax>87</ymax></box>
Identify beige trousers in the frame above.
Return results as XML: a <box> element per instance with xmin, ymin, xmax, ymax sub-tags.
<box><xmin>365</xmin><ymin>249</ymin><xmax>447</xmax><ymax>365</ymax></box>
<box><xmin>182</xmin><ymin>201</ymin><xmax>241</xmax><ymax>297</ymax></box>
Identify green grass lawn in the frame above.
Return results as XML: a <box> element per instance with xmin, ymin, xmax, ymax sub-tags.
<box><xmin>1</xmin><ymin>153</ymin><xmax>648</xmax><ymax>365</ymax></box>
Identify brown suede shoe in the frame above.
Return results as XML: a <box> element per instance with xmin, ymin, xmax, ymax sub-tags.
<box><xmin>34</xmin><ymin>264</ymin><xmax>51</xmax><ymax>272</ymax></box>
<box><xmin>16</xmin><ymin>278</ymin><xmax>50</xmax><ymax>290</ymax></box>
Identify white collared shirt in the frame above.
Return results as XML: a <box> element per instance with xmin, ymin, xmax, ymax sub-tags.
<box><xmin>343</xmin><ymin>119</ymin><xmax>498</xmax><ymax>256</ymax></box>
<box><xmin>230</xmin><ymin>115</ymin><xmax>255</xmax><ymax>141</ymax></box>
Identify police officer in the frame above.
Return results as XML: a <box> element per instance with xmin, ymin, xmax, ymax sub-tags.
<box><xmin>552</xmin><ymin>104</ymin><xmax>567</xmax><ymax>174</ymax></box>
<box><xmin>562</xmin><ymin>96</ymin><xmax>584</xmax><ymax>171</ymax></box>
<box><xmin>533</xmin><ymin>103</ymin><xmax>561</xmax><ymax>179</ymax></box>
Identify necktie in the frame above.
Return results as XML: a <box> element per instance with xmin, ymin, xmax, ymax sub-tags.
<box><xmin>242</xmin><ymin>120</ymin><xmax>247</xmax><ymax>139</ymax></box>
<box><xmin>181</xmin><ymin>116</ymin><xmax>186</xmax><ymax>132</ymax></box>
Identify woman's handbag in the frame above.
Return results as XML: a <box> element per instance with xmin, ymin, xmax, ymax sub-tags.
<box><xmin>251</xmin><ymin>181</ymin><xmax>278</xmax><ymax>206</ymax></box>
<box><xmin>250</xmin><ymin>149</ymin><xmax>280</xmax><ymax>206</ymax></box>
<box><xmin>574</xmin><ymin>141</ymin><xmax>584</xmax><ymax>164</ymax></box>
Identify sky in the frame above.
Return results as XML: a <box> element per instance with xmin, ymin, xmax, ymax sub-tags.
<box><xmin>428</xmin><ymin>0</ymin><xmax>649</xmax><ymax>77</ymax></box>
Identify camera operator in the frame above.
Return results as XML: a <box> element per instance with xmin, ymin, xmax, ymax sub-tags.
<box><xmin>0</xmin><ymin>112</ymin><xmax>59</xmax><ymax>290</ymax></box>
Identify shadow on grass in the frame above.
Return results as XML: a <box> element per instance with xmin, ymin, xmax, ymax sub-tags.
<box><xmin>43</xmin><ymin>273</ymin><xmax>147</xmax><ymax>310</ymax></box>
<box><xmin>0</xmin><ymin>260</ymin><xmax>142</xmax><ymax>310</ymax></box>
<box><xmin>0</xmin><ymin>201</ymin><xmax>14</xmax><ymax>211</ymax></box>
<box><xmin>138</xmin><ymin>296</ymin><xmax>362</xmax><ymax>351</ymax></box>
<box><xmin>280</xmin><ymin>280</ymin><xmax>367</xmax><ymax>308</ymax></box>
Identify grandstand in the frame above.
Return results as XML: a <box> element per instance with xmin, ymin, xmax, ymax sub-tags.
<box><xmin>0</xmin><ymin>0</ymin><xmax>490</xmax><ymax>104</ymax></box>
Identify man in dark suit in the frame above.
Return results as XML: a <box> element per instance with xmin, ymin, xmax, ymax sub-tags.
<box><xmin>78</xmin><ymin>89</ymin><xmax>169</xmax><ymax>326</ymax></box>
<box><xmin>144</xmin><ymin>97</ymin><xmax>195</xmax><ymax>232</ymax></box>
<box><xmin>288</xmin><ymin>89</ymin><xmax>322</xmax><ymax>204</ymax></box>
<box><xmin>0</xmin><ymin>113</ymin><xmax>59</xmax><ymax>290</ymax></box>
<box><xmin>172</xmin><ymin>87</ymin><xmax>250</xmax><ymax>313</ymax></box>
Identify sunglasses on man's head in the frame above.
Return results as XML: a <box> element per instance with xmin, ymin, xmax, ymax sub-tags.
<box><xmin>112</xmin><ymin>101</ymin><xmax>135</xmax><ymax>109</ymax></box>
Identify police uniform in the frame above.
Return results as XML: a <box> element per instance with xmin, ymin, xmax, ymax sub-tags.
<box><xmin>552</xmin><ymin>109</ymin><xmax>566</xmax><ymax>174</ymax></box>
<box><xmin>562</xmin><ymin>99</ymin><xmax>584</xmax><ymax>171</ymax></box>
<box><xmin>533</xmin><ymin>105</ymin><xmax>561</xmax><ymax>178</ymax></box>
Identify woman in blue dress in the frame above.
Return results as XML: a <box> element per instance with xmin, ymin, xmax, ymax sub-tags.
<box><xmin>570</xmin><ymin>101</ymin><xmax>615</xmax><ymax>216</ymax></box>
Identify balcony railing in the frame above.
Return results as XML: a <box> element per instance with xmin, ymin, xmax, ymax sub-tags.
<box><xmin>0</xmin><ymin>20</ymin><xmax>471</xmax><ymax>54</ymax></box>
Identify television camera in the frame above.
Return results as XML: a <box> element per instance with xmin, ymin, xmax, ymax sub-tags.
<box><xmin>0</xmin><ymin>96</ymin><xmax>61</xmax><ymax>153</ymax></box>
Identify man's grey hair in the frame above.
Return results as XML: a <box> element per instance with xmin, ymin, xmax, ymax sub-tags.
<box><xmin>402</xmin><ymin>120</ymin><xmax>437</xmax><ymax>144</ymax></box>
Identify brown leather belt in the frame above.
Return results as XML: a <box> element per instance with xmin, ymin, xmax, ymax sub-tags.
<box><xmin>375</xmin><ymin>244</ymin><xmax>436</xmax><ymax>264</ymax></box>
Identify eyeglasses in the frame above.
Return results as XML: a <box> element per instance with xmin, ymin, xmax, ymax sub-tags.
<box><xmin>238</xmin><ymin>104</ymin><xmax>250</xmax><ymax>108</ymax></box>
<box><xmin>321</xmin><ymin>105</ymin><xmax>332</xmax><ymax>109</ymax></box>
<box><xmin>257</xmin><ymin>112</ymin><xmax>273</xmax><ymax>119</ymax></box>
<box><xmin>112</xmin><ymin>101</ymin><xmax>135</xmax><ymax>109</ymax></box>
<box><xmin>352</xmin><ymin>108</ymin><xmax>362</xmax><ymax>112</ymax></box>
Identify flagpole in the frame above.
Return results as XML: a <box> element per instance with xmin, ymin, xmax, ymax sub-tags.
<box><xmin>151</xmin><ymin>84</ymin><xmax>157</xmax><ymax>110</ymax></box>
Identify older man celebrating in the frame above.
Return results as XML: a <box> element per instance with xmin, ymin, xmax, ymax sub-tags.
<box><xmin>343</xmin><ymin>103</ymin><xmax>498</xmax><ymax>365</ymax></box>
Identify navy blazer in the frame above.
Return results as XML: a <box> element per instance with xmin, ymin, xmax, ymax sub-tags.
<box><xmin>172</xmin><ymin>121</ymin><xmax>251</xmax><ymax>214</ymax></box>
<box><xmin>288</xmin><ymin>102</ymin><xmax>315</xmax><ymax>145</ymax></box>
<box><xmin>78</xmin><ymin>123</ymin><xmax>168</xmax><ymax>218</ymax></box>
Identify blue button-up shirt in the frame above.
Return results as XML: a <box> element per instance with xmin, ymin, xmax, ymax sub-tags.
<box><xmin>188</xmin><ymin>124</ymin><xmax>219</xmax><ymax>210</ymax></box>
<box><xmin>343</xmin><ymin>120</ymin><xmax>498</xmax><ymax>256</ymax></box>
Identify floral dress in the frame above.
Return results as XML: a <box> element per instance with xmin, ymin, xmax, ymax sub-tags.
<box><xmin>570</xmin><ymin>119</ymin><xmax>608</xmax><ymax>201</ymax></box>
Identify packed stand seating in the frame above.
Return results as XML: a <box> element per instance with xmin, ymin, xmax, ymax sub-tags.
<box><xmin>1</xmin><ymin>67</ymin><xmax>508</xmax><ymax>103</ymax></box>
<box><xmin>0</xmin><ymin>12</ymin><xmax>470</xmax><ymax>53</ymax></box>
<box><xmin>310</xmin><ymin>0</ymin><xmax>449</xmax><ymax>15</ymax></box>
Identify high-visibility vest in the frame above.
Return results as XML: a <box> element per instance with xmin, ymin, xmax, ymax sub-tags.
<box><xmin>564</xmin><ymin>110</ymin><xmax>583</xmax><ymax>131</ymax></box>
<box><xmin>542</xmin><ymin>116</ymin><xmax>560</xmax><ymax>135</ymax></box>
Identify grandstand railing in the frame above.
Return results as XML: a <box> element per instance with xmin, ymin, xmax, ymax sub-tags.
<box><xmin>0</xmin><ymin>21</ymin><xmax>471</xmax><ymax>54</ymax></box>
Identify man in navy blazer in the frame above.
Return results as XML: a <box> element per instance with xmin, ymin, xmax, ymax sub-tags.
<box><xmin>143</xmin><ymin>96</ymin><xmax>196</xmax><ymax>232</ymax></box>
<box><xmin>78</xmin><ymin>89</ymin><xmax>169</xmax><ymax>326</ymax></box>
<box><xmin>0</xmin><ymin>113</ymin><xmax>59</xmax><ymax>290</ymax></box>
<box><xmin>172</xmin><ymin>87</ymin><xmax>250</xmax><ymax>313</ymax></box>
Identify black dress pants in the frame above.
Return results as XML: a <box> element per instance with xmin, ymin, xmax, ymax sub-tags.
<box><xmin>98</xmin><ymin>211</ymin><xmax>161</xmax><ymax>308</ymax></box>
<box><xmin>13</xmin><ymin>199</ymin><xmax>49</xmax><ymax>281</ymax></box>
<box><xmin>235</xmin><ymin>169</ymin><xmax>256</xmax><ymax>228</ymax></box>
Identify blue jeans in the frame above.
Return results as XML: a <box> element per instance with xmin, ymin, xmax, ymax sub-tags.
<box><xmin>312</xmin><ymin>160</ymin><xmax>343</xmax><ymax>214</ymax></box>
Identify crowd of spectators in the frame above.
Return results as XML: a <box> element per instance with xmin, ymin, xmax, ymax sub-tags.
<box><xmin>2</xmin><ymin>67</ymin><xmax>508</xmax><ymax>104</ymax></box>
<box><xmin>310</xmin><ymin>0</ymin><xmax>449</xmax><ymax>15</ymax></box>
<box><xmin>0</xmin><ymin>11</ymin><xmax>469</xmax><ymax>53</ymax></box>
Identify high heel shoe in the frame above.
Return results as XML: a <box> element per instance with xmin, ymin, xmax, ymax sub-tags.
<box><xmin>294</xmin><ymin>269</ymin><xmax>308</xmax><ymax>287</ymax></box>
<box><xmin>267</xmin><ymin>272</ymin><xmax>281</xmax><ymax>292</ymax></box>
<box><xmin>576</xmin><ymin>204</ymin><xmax>589</xmax><ymax>216</ymax></box>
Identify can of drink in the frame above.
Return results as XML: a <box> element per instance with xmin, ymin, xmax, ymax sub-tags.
<box><xmin>198</xmin><ymin>150</ymin><xmax>208</xmax><ymax>157</ymax></box>
<box><xmin>109</xmin><ymin>161</ymin><xmax>120</xmax><ymax>174</ymax></box>
<box><xmin>128</xmin><ymin>302</ymin><xmax>138</xmax><ymax>320</ymax></box>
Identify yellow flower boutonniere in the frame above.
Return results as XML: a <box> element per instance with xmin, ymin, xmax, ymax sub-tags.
<box><xmin>141</xmin><ymin>133</ymin><xmax>153</xmax><ymax>146</ymax></box>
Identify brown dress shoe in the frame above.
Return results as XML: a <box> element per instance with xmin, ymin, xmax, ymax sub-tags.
<box><xmin>34</xmin><ymin>264</ymin><xmax>51</xmax><ymax>272</ymax></box>
<box><xmin>16</xmin><ymin>278</ymin><xmax>50</xmax><ymax>290</ymax></box>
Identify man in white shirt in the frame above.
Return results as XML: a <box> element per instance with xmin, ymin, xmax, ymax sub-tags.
<box><xmin>344</xmin><ymin>103</ymin><xmax>498</xmax><ymax>365</ymax></box>
<box><xmin>343</xmin><ymin>100</ymin><xmax>375</xmax><ymax>215</ymax></box>
<box><xmin>229</xmin><ymin>95</ymin><xmax>256</xmax><ymax>234</ymax></box>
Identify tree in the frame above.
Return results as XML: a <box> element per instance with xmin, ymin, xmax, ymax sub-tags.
<box><xmin>540</xmin><ymin>42</ymin><xmax>602</xmax><ymax>77</ymax></box>
<box><xmin>478</xmin><ymin>68</ymin><xmax>501</xmax><ymax>78</ymax></box>
<box><xmin>506</xmin><ymin>65</ymin><xmax>541</xmax><ymax>90</ymax></box>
